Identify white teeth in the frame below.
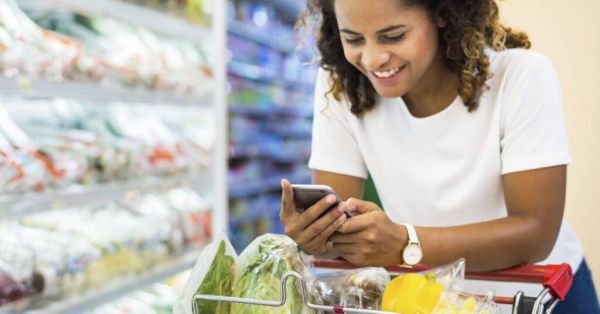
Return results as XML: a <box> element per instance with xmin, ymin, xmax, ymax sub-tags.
<box><xmin>373</xmin><ymin>67</ymin><xmax>400</xmax><ymax>78</ymax></box>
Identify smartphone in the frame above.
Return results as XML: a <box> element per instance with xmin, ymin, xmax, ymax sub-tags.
<box><xmin>291</xmin><ymin>184</ymin><xmax>352</xmax><ymax>217</ymax></box>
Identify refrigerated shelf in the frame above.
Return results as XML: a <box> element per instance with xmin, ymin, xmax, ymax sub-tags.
<box><xmin>0</xmin><ymin>173</ymin><xmax>211</xmax><ymax>218</ymax></box>
<box><xmin>24</xmin><ymin>248</ymin><xmax>203</xmax><ymax>314</ymax></box>
<box><xmin>16</xmin><ymin>0</ymin><xmax>212</xmax><ymax>42</ymax></box>
<box><xmin>0</xmin><ymin>77</ymin><xmax>213</xmax><ymax>107</ymax></box>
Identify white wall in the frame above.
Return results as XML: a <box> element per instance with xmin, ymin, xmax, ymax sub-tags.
<box><xmin>500</xmin><ymin>0</ymin><xmax>600</xmax><ymax>296</ymax></box>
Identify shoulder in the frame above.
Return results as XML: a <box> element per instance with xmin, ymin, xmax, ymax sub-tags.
<box><xmin>488</xmin><ymin>48</ymin><xmax>557</xmax><ymax>79</ymax></box>
<box><xmin>314</xmin><ymin>67</ymin><xmax>354</xmax><ymax>113</ymax></box>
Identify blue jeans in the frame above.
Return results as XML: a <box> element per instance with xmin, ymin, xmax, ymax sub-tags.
<box><xmin>553</xmin><ymin>259</ymin><xmax>600</xmax><ymax>313</ymax></box>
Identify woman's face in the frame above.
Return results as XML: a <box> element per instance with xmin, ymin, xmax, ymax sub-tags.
<box><xmin>334</xmin><ymin>0</ymin><xmax>442</xmax><ymax>98</ymax></box>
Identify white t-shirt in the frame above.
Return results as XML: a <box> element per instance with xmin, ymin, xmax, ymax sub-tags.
<box><xmin>308</xmin><ymin>48</ymin><xmax>583</xmax><ymax>297</ymax></box>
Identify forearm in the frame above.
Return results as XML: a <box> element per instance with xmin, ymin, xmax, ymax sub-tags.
<box><xmin>417</xmin><ymin>216</ymin><xmax>557</xmax><ymax>271</ymax></box>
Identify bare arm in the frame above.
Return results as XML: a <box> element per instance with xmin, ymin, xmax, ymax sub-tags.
<box><xmin>332</xmin><ymin>166</ymin><xmax>566</xmax><ymax>271</ymax></box>
<box><xmin>312</xmin><ymin>170</ymin><xmax>365</xmax><ymax>201</ymax></box>
<box><xmin>417</xmin><ymin>166</ymin><xmax>566</xmax><ymax>271</ymax></box>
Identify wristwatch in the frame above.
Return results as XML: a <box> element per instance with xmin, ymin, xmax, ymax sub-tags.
<box><xmin>401</xmin><ymin>223</ymin><xmax>423</xmax><ymax>266</ymax></box>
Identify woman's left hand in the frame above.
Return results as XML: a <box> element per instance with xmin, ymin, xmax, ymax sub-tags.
<box><xmin>330</xmin><ymin>198</ymin><xmax>408</xmax><ymax>267</ymax></box>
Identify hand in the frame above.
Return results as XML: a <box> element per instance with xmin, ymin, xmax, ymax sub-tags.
<box><xmin>330</xmin><ymin>198</ymin><xmax>407</xmax><ymax>266</ymax></box>
<box><xmin>279</xmin><ymin>179</ymin><xmax>348</xmax><ymax>255</ymax></box>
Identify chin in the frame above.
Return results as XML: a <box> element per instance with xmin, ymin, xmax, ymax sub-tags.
<box><xmin>373</xmin><ymin>86</ymin><xmax>406</xmax><ymax>98</ymax></box>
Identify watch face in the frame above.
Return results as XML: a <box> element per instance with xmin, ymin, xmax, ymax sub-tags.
<box><xmin>403</xmin><ymin>244</ymin><xmax>423</xmax><ymax>265</ymax></box>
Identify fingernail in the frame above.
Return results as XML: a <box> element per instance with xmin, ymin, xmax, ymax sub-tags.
<box><xmin>338</xmin><ymin>203</ymin><xmax>346</xmax><ymax>212</ymax></box>
<box><xmin>326</xmin><ymin>194</ymin><xmax>336</xmax><ymax>204</ymax></box>
<box><xmin>338</xmin><ymin>214</ymin><xmax>347</xmax><ymax>222</ymax></box>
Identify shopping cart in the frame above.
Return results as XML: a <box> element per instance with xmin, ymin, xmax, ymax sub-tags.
<box><xmin>192</xmin><ymin>259</ymin><xmax>573</xmax><ymax>314</ymax></box>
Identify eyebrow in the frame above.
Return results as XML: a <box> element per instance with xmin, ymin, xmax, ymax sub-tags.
<box><xmin>340</xmin><ymin>25</ymin><xmax>407</xmax><ymax>35</ymax></box>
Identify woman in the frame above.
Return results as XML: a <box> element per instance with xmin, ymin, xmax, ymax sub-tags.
<box><xmin>279</xmin><ymin>0</ymin><xmax>599</xmax><ymax>311</ymax></box>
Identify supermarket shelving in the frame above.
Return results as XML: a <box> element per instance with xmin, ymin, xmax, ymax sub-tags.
<box><xmin>16</xmin><ymin>0</ymin><xmax>212</xmax><ymax>42</ymax></box>
<box><xmin>0</xmin><ymin>77</ymin><xmax>213</xmax><ymax>107</ymax></box>
<box><xmin>24</xmin><ymin>248</ymin><xmax>203</xmax><ymax>314</ymax></box>
<box><xmin>0</xmin><ymin>173</ymin><xmax>212</xmax><ymax>218</ymax></box>
<box><xmin>1</xmin><ymin>0</ymin><xmax>228</xmax><ymax>312</ymax></box>
<box><xmin>229</xmin><ymin>173</ymin><xmax>311</xmax><ymax>199</ymax></box>
<box><xmin>229</xmin><ymin>104</ymin><xmax>313</xmax><ymax>118</ymax></box>
<box><xmin>228</xmin><ymin>19</ymin><xmax>296</xmax><ymax>53</ymax></box>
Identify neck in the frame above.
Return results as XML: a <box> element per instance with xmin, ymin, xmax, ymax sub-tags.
<box><xmin>402</xmin><ymin>53</ymin><xmax>458</xmax><ymax>118</ymax></box>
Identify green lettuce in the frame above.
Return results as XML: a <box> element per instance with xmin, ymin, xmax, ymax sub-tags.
<box><xmin>231</xmin><ymin>235</ymin><xmax>314</xmax><ymax>314</ymax></box>
<box><xmin>194</xmin><ymin>240</ymin><xmax>235</xmax><ymax>314</ymax></box>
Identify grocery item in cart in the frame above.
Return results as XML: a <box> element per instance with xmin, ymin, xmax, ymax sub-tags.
<box><xmin>231</xmin><ymin>234</ymin><xmax>315</xmax><ymax>314</ymax></box>
<box><xmin>178</xmin><ymin>233</ymin><xmax>237</xmax><ymax>314</ymax></box>
<box><xmin>381</xmin><ymin>259</ymin><xmax>466</xmax><ymax>314</ymax></box>
<box><xmin>309</xmin><ymin>267</ymin><xmax>390</xmax><ymax>310</ymax></box>
<box><xmin>432</xmin><ymin>291</ymin><xmax>500</xmax><ymax>314</ymax></box>
<box><xmin>178</xmin><ymin>234</ymin><xmax>315</xmax><ymax>314</ymax></box>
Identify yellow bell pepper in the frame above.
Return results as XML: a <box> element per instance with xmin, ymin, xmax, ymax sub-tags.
<box><xmin>382</xmin><ymin>272</ymin><xmax>445</xmax><ymax>314</ymax></box>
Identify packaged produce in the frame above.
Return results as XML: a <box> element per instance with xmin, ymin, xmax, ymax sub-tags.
<box><xmin>432</xmin><ymin>291</ymin><xmax>501</xmax><ymax>314</ymax></box>
<box><xmin>231</xmin><ymin>234</ymin><xmax>314</xmax><ymax>314</ymax></box>
<box><xmin>178</xmin><ymin>233</ymin><xmax>237</xmax><ymax>314</ymax></box>
<box><xmin>0</xmin><ymin>240</ymin><xmax>38</xmax><ymax>311</ymax></box>
<box><xmin>382</xmin><ymin>259</ymin><xmax>466</xmax><ymax>314</ymax></box>
<box><xmin>178</xmin><ymin>233</ymin><xmax>314</xmax><ymax>314</ymax></box>
<box><xmin>309</xmin><ymin>267</ymin><xmax>390</xmax><ymax>310</ymax></box>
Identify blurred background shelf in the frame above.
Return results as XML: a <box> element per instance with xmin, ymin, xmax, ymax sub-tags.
<box><xmin>0</xmin><ymin>77</ymin><xmax>214</xmax><ymax>106</ymax></box>
<box><xmin>0</xmin><ymin>173</ymin><xmax>212</xmax><ymax>218</ymax></box>
<box><xmin>228</xmin><ymin>19</ymin><xmax>296</xmax><ymax>53</ymax></box>
<box><xmin>24</xmin><ymin>248</ymin><xmax>203</xmax><ymax>314</ymax></box>
<box><xmin>226</xmin><ymin>0</ymin><xmax>315</xmax><ymax>250</ymax></box>
<box><xmin>17</xmin><ymin>0</ymin><xmax>212</xmax><ymax>41</ymax></box>
<box><xmin>1</xmin><ymin>0</ymin><xmax>227</xmax><ymax>312</ymax></box>
<box><xmin>229</xmin><ymin>173</ymin><xmax>310</xmax><ymax>199</ymax></box>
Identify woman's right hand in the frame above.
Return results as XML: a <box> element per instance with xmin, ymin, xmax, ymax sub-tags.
<box><xmin>279</xmin><ymin>179</ymin><xmax>348</xmax><ymax>255</ymax></box>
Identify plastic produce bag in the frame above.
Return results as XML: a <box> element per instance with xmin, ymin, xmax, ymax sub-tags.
<box><xmin>432</xmin><ymin>291</ymin><xmax>501</xmax><ymax>314</ymax></box>
<box><xmin>178</xmin><ymin>234</ymin><xmax>315</xmax><ymax>314</ymax></box>
<box><xmin>231</xmin><ymin>234</ymin><xmax>315</xmax><ymax>314</ymax></box>
<box><xmin>382</xmin><ymin>259</ymin><xmax>466</xmax><ymax>314</ymax></box>
<box><xmin>177</xmin><ymin>233</ymin><xmax>237</xmax><ymax>314</ymax></box>
<box><xmin>309</xmin><ymin>267</ymin><xmax>390</xmax><ymax>310</ymax></box>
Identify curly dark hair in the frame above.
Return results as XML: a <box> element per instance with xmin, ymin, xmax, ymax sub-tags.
<box><xmin>300</xmin><ymin>0</ymin><xmax>531</xmax><ymax>116</ymax></box>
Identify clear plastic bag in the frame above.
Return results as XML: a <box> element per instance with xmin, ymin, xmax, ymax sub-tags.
<box><xmin>231</xmin><ymin>234</ymin><xmax>315</xmax><ymax>314</ymax></box>
<box><xmin>176</xmin><ymin>232</ymin><xmax>237</xmax><ymax>314</ymax></box>
<box><xmin>177</xmin><ymin>233</ymin><xmax>314</xmax><ymax>314</ymax></box>
<box><xmin>309</xmin><ymin>267</ymin><xmax>390</xmax><ymax>311</ymax></box>
<box><xmin>381</xmin><ymin>259</ymin><xmax>466</xmax><ymax>314</ymax></box>
<box><xmin>432</xmin><ymin>291</ymin><xmax>501</xmax><ymax>314</ymax></box>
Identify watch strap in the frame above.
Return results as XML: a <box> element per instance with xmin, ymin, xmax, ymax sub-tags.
<box><xmin>402</xmin><ymin>223</ymin><xmax>420</xmax><ymax>245</ymax></box>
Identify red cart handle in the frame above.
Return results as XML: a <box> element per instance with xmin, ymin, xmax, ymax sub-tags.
<box><xmin>312</xmin><ymin>260</ymin><xmax>572</xmax><ymax>301</ymax></box>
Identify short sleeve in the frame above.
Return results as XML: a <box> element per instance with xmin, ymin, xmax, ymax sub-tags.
<box><xmin>500</xmin><ymin>52</ymin><xmax>571</xmax><ymax>174</ymax></box>
<box><xmin>308</xmin><ymin>68</ymin><xmax>368</xmax><ymax>178</ymax></box>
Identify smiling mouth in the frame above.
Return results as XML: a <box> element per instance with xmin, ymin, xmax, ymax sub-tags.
<box><xmin>372</xmin><ymin>65</ymin><xmax>405</xmax><ymax>79</ymax></box>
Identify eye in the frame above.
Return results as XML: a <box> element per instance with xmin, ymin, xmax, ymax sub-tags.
<box><xmin>343</xmin><ymin>37</ymin><xmax>364</xmax><ymax>45</ymax></box>
<box><xmin>382</xmin><ymin>33</ymin><xmax>406</xmax><ymax>42</ymax></box>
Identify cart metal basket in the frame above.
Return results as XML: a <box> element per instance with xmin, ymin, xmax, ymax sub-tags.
<box><xmin>192</xmin><ymin>259</ymin><xmax>573</xmax><ymax>314</ymax></box>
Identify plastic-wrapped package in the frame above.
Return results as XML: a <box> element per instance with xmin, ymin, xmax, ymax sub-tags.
<box><xmin>164</xmin><ymin>188</ymin><xmax>213</xmax><ymax>245</ymax></box>
<box><xmin>382</xmin><ymin>259</ymin><xmax>466</xmax><ymax>314</ymax></box>
<box><xmin>231</xmin><ymin>234</ymin><xmax>315</xmax><ymax>314</ymax></box>
<box><xmin>177</xmin><ymin>234</ymin><xmax>315</xmax><ymax>314</ymax></box>
<box><xmin>30</xmin><ymin>11</ymin><xmax>213</xmax><ymax>95</ymax></box>
<box><xmin>177</xmin><ymin>233</ymin><xmax>237</xmax><ymax>314</ymax></box>
<box><xmin>0</xmin><ymin>107</ymin><xmax>54</xmax><ymax>192</ymax></box>
<box><xmin>0</xmin><ymin>240</ymin><xmax>40</xmax><ymax>311</ymax></box>
<box><xmin>432</xmin><ymin>291</ymin><xmax>501</xmax><ymax>314</ymax></box>
<box><xmin>309</xmin><ymin>267</ymin><xmax>390</xmax><ymax>311</ymax></box>
<box><xmin>0</xmin><ymin>0</ymin><xmax>79</xmax><ymax>80</ymax></box>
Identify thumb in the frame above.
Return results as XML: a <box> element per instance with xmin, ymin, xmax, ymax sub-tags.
<box><xmin>344</xmin><ymin>198</ymin><xmax>378</xmax><ymax>215</ymax></box>
<box><xmin>280</xmin><ymin>179</ymin><xmax>298</xmax><ymax>220</ymax></box>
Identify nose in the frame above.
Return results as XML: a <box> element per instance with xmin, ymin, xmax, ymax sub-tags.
<box><xmin>360</xmin><ymin>43</ymin><xmax>390</xmax><ymax>71</ymax></box>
